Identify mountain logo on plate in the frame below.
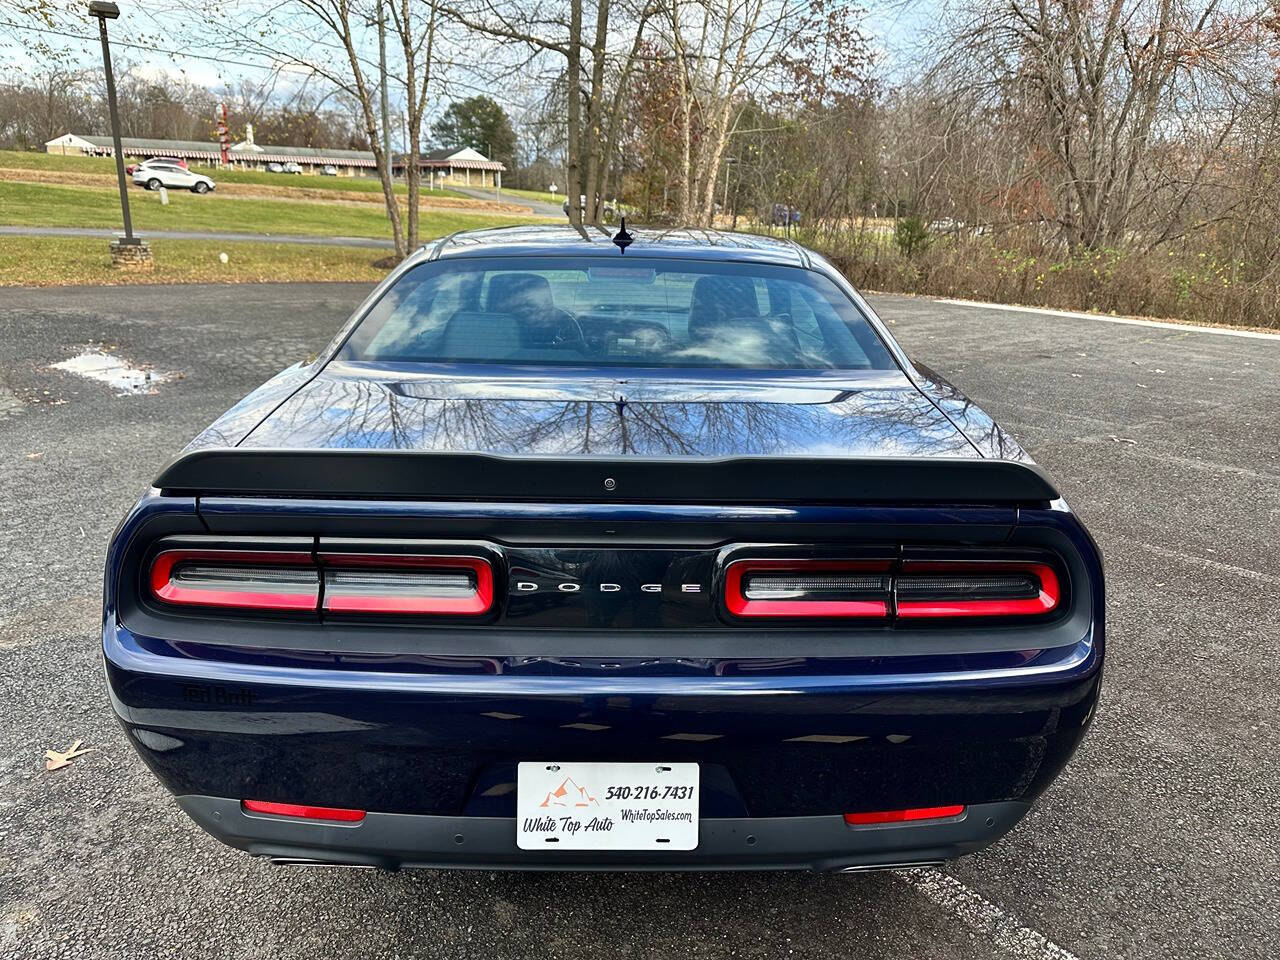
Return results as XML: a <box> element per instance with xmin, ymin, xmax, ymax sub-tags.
<box><xmin>539</xmin><ymin>776</ymin><xmax>599</xmax><ymax>808</ymax></box>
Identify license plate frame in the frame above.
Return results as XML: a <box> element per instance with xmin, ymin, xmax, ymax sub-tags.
<box><xmin>516</xmin><ymin>761</ymin><xmax>700</xmax><ymax>851</ymax></box>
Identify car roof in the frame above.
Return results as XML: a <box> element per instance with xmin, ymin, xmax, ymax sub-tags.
<box><xmin>421</xmin><ymin>225</ymin><xmax>812</xmax><ymax>268</ymax></box>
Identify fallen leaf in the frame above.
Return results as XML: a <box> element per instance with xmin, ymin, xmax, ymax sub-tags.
<box><xmin>45</xmin><ymin>739</ymin><xmax>93</xmax><ymax>771</ymax></box>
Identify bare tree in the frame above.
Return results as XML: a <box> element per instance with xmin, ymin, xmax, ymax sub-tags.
<box><xmin>441</xmin><ymin>0</ymin><xmax>653</xmax><ymax>225</ymax></box>
<box><xmin>187</xmin><ymin>0</ymin><xmax>446</xmax><ymax>258</ymax></box>
<box><xmin>388</xmin><ymin>0</ymin><xmax>440</xmax><ymax>249</ymax></box>
<box><xmin>935</xmin><ymin>0</ymin><xmax>1269</xmax><ymax>248</ymax></box>
<box><xmin>656</xmin><ymin>0</ymin><xmax>829</xmax><ymax>226</ymax></box>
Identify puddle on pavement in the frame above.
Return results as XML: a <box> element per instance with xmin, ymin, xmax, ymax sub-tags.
<box><xmin>50</xmin><ymin>351</ymin><xmax>173</xmax><ymax>396</ymax></box>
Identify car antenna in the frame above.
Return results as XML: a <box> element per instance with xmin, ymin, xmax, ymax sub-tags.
<box><xmin>612</xmin><ymin>217</ymin><xmax>634</xmax><ymax>254</ymax></box>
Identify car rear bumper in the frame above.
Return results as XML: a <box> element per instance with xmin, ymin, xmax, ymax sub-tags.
<box><xmin>177</xmin><ymin>795</ymin><xmax>1031</xmax><ymax>872</ymax></box>
<box><xmin>106</xmin><ymin>617</ymin><xmax>1099</xmax><ymax>870</ymax></box>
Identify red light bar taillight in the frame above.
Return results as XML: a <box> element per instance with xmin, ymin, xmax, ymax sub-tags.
<box><xmin>319</xmin><ymin>554</ymin><xmax>493</xmax><ymax>616</ymax></box>
<box><xmin>150</xmin><ymin>550</ymin><xmax>319</xmax><ymax>611</ymax></box>
<box><xmin>896</xmin><ymin>561</ymin><xmax>1060</xmax><ymax>618</ymax></box>
<box><xmin>149</xmin><ymin>549</ymin><xmax>494</xmax><ymax>617</ymax></box>
<box><xmin>242</xmin><ymin>799</ymin><xmax>366</xmax><ymax>822</ymax></box>
<box><xmin>844</xmin><ymin>805</ymin><xmax>965</xmax><ymax>825</ymax></box>
<box><xmin>724</xmin><ymin>560</ymin><xmax>891</xmax><ymax>618</ymax></box>
<box><xmin>723</xmin><ymin>558</ymin><xmax>1062</xmax><ymax>621</ymax></box>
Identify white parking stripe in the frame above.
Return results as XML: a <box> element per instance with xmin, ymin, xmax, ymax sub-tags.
<box><xmin>897</xmin><ymin>868</ymin><xmax>1082</xmax><ymax>960</ymax></box>
<box><xmin>1134</xmin><ymin>542</ymin><xmax>1280</xmax><ymax>586</ymax></box>
<box><xmin>933</xmin><ymin>298</ymin><xmax>1280</xmax><ymax>341</ymax></box>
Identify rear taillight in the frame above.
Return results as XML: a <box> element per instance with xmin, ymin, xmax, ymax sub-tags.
<box><xmin>320</xmin><ymin>554</ymin><xmax>493</xmax><ymax>615</ymax></box>
<box><xmin>150</xmin><ymin>550</ymin><xmax>319</xmax><ymax>611</ymax></box>
<box><xmin>896</xmin><ymin>561</ymin><xmax>1060</xmax><ymax>618</ymax></box>
<box><xmin>723</xmin><ymin>558</ymin><xmax>1062</xmax><ymax>621</ymax></box>
<box><xmin>724</xmin><ymin>560</ymin><xmax>891</xmax><ymax>618</ymax></box>
<box><xmin>149</xmin><ymin>549</ymin><xmax>494</xmax><ymax>617</ymax></box>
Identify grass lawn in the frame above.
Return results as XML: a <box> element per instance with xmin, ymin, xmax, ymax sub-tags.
<box><xmin>0</xmin><ymin>236</ymin><xmax>391</xmax><ymax>285</ymax></box>
<box><xmin>0</xmin><ymin>180</ymin><xmax>543</xmax><ymax>239</ymax></box>
<box><xmin>1</xmin><ymin>149</ymin><xmax>119</xmax><ymax>174</ymax></box>
<box><xmin>211</xmin><ymin>167</ymin><xmax>468</xmax><ymax>199</ymax></box>
<box><xmin>0</xmin><ymin>149</ymin><xmax>468</xmax><ymax>198</ymax></box>
<box><xmin>496</xmin><ymin>187</ymin><xmax>567</xmax><ymax>206</ymax></box>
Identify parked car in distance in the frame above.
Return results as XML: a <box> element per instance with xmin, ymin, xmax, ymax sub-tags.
<box><xmin>265</xmin><ymin>162</ymin><xmax>285</xmax><ymax>174</ymax></box>
<box><xmin>320</xmin><ymin>165</ymin><xmax>339</xmax><ymax>176</ymax></box>
<box><xmin>125</xmin><ymin>157</ymin><xmax>189</xmax><ymax>175</ymax></box>
<box><xmin>283</xmin><ymin>162</ymin><xmax>303</xmax><ymax>174</ymax></box>
<box><xmin>131</xmin><ymin>161</ymin><xmax>215</xmax><ymax>194</ymax></box>
<box><xmin>104</xmin><ymin>225</ymin><xmax>1104</xmax><ymax>873</ymax></box>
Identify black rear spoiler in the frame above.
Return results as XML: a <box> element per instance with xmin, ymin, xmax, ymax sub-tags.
<box><xmin>154</xmin><ymin>449</ymin><xmax>1059</xmax><ymax>504</ymax></box>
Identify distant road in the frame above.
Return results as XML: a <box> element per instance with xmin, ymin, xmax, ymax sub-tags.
<box><xmin>0</xmin><ymin>224</ymin><xmax>394</xmax><ymax>249</ymax></box>
<box><xmin>451</xmin><ymin>186</ymin><xmax>563</xmax><ymax>217</ymax></box>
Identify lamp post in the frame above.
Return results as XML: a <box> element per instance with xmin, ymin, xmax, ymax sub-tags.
<box><xmin>89</xmin><ymin>0</ymin><xmax>152</xmax><ymax>268</ymax></box>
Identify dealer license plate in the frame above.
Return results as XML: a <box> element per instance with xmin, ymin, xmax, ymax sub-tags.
<box><xmin>516</xmin><ymin>761</ymin><xmax>699</xmax><ymax>851</ymax></box>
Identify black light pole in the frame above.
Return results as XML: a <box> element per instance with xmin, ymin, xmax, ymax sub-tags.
<box><xmin>89</xmin><ymin>1</ymin><xmax>140</xmax><ymax>248</ymax></box>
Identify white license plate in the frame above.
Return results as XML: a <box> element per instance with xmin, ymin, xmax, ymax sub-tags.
<box><xmin>516</xmin><ymin>761</ymin><xmax>699</xmax><ymax>851</ymax></box>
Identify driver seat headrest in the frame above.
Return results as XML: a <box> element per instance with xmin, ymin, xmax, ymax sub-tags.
<box><xmin>487</xmin><ymin>273</ymin><xmax>558</xmax><ymax>317</ymax></box>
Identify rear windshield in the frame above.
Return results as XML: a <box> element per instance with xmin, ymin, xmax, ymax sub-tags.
<box><xmin>340</xmin><ymin>256</ymin><xmax>896</xmax><ymax>370</ymax></box>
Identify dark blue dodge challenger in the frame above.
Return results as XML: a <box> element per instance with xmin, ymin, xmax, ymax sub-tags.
<box><xmin>104</xmin><ymin>225</ymin><xmax>1103</xmax><ymax>872</ymax></box>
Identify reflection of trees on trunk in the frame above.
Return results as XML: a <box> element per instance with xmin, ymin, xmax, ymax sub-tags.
<box><xmin>912</xmin><ymin>366</ymin><xmax>1033</xmax><ymax>463</ymax></box>
<box><xmin>185</xmin><ymin>369</ymin><xmax>314</xmax><ymax>452</ymax></box>
<box><xmin>239</xmin><ymin>376</ymin><xmax>978</xmax><ymax>459</ymax></box>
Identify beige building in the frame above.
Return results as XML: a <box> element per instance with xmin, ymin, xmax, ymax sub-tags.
<box><xmin>43</xmin><ymin>130</ymin><xmax>377</xmax><ymax>177</ymax></box>
<box><xmin>396</xmin><ymin>147</ymin><xmax>506</xmax><ymax>188</ymax></box>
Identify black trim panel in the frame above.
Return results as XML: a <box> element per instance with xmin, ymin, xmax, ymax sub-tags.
<box><xmin>176</xmin><ymin>796</ymin><xmax>1031</xmax><ymax>871</ymax></box>
<box><xmin>155</xmin><ymin>449</ymin><xmax>1059</xmax><ymax>504</ymax></box>
<box><xmin>115</xmin><ymin>529</ymin><xmax>1092</xmax><ymax>659</ymax></box>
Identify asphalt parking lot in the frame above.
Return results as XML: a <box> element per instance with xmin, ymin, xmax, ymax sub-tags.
<box><xmin>0</xmin><ymin>282</ymin><xmax>1276</xmax><ymax>959</ymax></box>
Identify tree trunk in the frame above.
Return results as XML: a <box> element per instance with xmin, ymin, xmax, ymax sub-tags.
<box><xmin>582</xmin><ymin>0</ymin><xmax>610</xmax><ymax>224</ymax></box>
<box><xmin>392</xmin><ymin>0</ymin><xmax>438</xmax><ymax>252</ymax></box>
<box><xmin>566</xmin><ymin>0</ymin><xmax>584</xmax><ymax>227</ymax></box>
<box><xmin>337</xmin><ymin>14</ymin><xmax>405</xmax><ymax>258</ymax></box>
<box><xmin>670</xmin><ymin>0</ymin><xmax>695</xmax><ymax>225</ymax></box>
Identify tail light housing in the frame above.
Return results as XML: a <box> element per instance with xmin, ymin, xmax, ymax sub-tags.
<box><xmin>150</xmin><ymin>550</ymin><xmax>319</xmax><ymax>611</ymax></box>
<box><xmin>319</xmin><ymin>554</ymin><xmax>493</xmax><ymax>616</ymax></box>
<box><xmin>724</xmin><ymin>559</ymin><xmax>891</xmax><ymax>618</ymax></box>
<box><xmin>723</xmin><ymin>557</ymin><xmax>1062</xmax><ymax>622</ymax></box>
<box><xmin>895</xmin><ymin>561</ymin><xmax>1060</xmax><ymax>618</ymax></box>
<box><xmin>149</xmin><ymin>548</ymin><xmax>494</xmax><ymax>617</ymax></box>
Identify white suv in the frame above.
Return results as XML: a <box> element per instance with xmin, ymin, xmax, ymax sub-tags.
<box><xmin>132</xmin><ymin>161</ymin><xmax>216</xmax><ymax>194</ymax></box>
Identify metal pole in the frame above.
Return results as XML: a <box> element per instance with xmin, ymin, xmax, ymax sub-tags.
<box><xmin>97</xmin><ymin>15</ymin><xmax>134</xmax><ymax>242</ymax></box>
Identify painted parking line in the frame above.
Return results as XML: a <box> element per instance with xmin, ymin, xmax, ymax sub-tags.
<box><xmin>897</xmin><ymin>868</ymin><xmax>1082</xmax><ymax>960</ymax></box>
<box><xmin>1133</xmin><ymin>541</ymin><xmax>1280</xmax><ymax>586</ymax></box>
<box><xmin>934</xmin><ymin>298</ymin><xmax>1280</xmax><ymax>342</ymax></box>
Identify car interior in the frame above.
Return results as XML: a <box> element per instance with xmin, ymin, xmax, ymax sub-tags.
<box><xmin>353</xmin><ymin>265</ymin><xmax>892</xmax><ymax>370</ymax></box>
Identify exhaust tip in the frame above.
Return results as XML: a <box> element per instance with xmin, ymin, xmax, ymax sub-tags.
<box><xmin>837</xmin><ymin>861</ymin><xmax>945</xmax><ymax>873</ymax></box>
<box><xmin>267</xmin><ymin>857</ymin><xmax>377</xmax><ymax>869</ymax></box>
